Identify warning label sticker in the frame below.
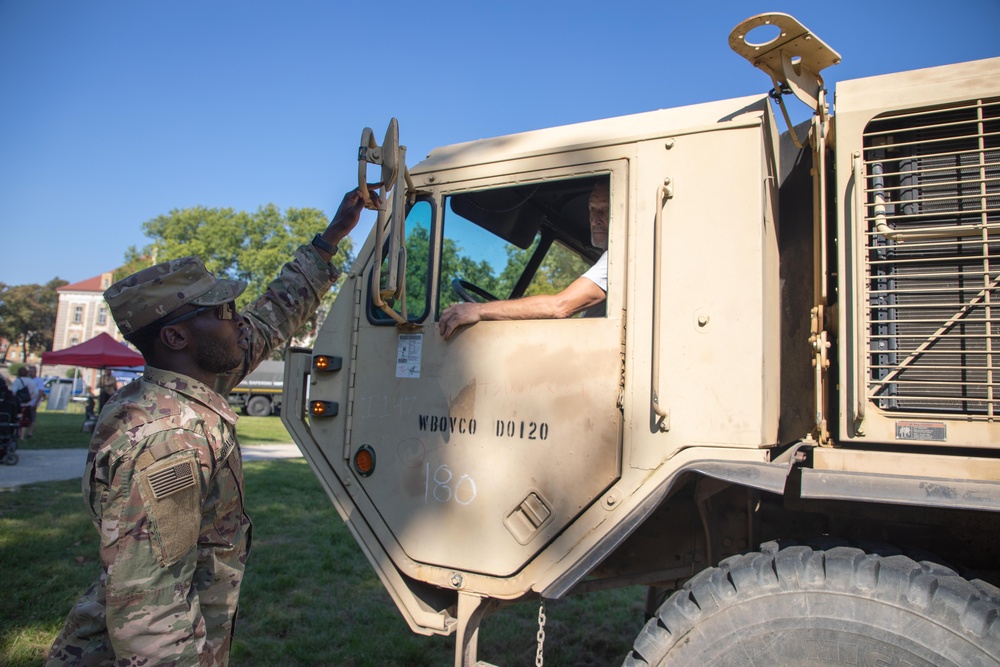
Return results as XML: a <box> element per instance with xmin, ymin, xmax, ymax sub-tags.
<box><xmin>396</xmin><ymin>334</ymin><xmax>422</xmax><ymax>379</ymax></box>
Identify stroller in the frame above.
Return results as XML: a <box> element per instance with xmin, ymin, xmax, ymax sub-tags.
<box><xmin>0</xmin><ymin>411</ymin><xmax>17</xmax><ymax>466</ymax></box>
<box><xmin>0</xmin><ymin>385</ymin><xmax>20</xmax><ymax>465</ymax></box>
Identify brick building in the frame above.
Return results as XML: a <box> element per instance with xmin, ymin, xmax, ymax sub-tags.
<box><xmin>49</xmin><ymin>271</ymin><xmax>127</xmax><ymax>391</ymax></box>
<box><xmin>54</xmin><ymin>272</ymin><xmax>120</xmax><ymax>350</ymax></box>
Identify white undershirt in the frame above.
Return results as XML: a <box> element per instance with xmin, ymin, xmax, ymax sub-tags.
<box><xmin>581</xmin><ymin>251</ymin><xmax>608</xmax><ymax>292</ymax></box>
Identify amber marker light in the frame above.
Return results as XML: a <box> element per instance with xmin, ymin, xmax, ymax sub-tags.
<box><xmin>312</xmin><ymin>355</ymin><xmax>343</xmax><ymax>372</ymax></box>
<box><xmin>310</xmin><ymin>400</ymin><xmax>339</xmax><ymax>417</ymax></box>
<box><xmin>354</xmin><ymin>445</ymin><xmax>376</xmax><ymax>477</ymax></box>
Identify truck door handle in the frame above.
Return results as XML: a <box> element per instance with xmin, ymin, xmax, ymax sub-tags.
<box><xmin>652</xmin><ymin>179</ymin><xmax>674</xmax><ymax>432</ymax></box>
<box><xmin>851</xmin><ymin>152</ymin><xmax>867</xmax><ymax>428</ymax></box>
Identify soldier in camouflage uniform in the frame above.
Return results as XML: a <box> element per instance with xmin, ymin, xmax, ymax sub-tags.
<box><xmin>47</xmin><ymin>186</ymin><xmax>378</xmax><ymax>667</ymax></box>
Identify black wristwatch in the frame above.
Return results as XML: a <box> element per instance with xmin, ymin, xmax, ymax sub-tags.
<box><xmin>311</xmin><ymin>233</ymin><xmax>339</xmax><ymax>255</ymax></box>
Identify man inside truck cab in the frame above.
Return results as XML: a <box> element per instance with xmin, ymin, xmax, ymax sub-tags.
<box><xmin>438</xmin><ymin>180</ymin><xmax>609</xmax><ymax>340</ymax></box>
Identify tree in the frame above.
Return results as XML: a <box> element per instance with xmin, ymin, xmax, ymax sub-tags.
<box><xmin>364</xmin><ymin>219</ymin><xmax>594</xmax><ymax>319</ymax></box>
<box><xmin>402</xmin><ymin>223</ymin><xmax>432</xmax><ymax>310</ymax></box>
<box><xmin>131</xmin><ymin>204</ymin><xmax>355</xmax><ymax>346</ymax></box>
<box><xmin>520</xmin><ymin>242</ymin><xmax>589</xmax><ymax>297</ymax></box>
<box><xmin>400</xmin><ymin>224</ymin><xmax>504</xmax><ymax>312</ymax></box>
<box><xmin>0</xmin><ymin>279</ymin><xmax>68</xmax><ymax>361</ymax></box>
<box><xmin>474</xmin><ymin>237</ymin><xmax>589</xmax><ymax>301</ymax></box>
<box><xmin>113</xmin><ymin>248</ymin><xmax>154</xmax><ymax>284</ymax></box>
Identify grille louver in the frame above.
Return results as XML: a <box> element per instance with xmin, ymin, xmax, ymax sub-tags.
<box><xmin>862</xmin><ymin>98</ymin><xmax>1000</xmax><ymax>418</ymax></box>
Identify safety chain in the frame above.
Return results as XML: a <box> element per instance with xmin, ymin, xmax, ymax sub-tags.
<box><xmin>535</xmin><ymin>600</ymin><xmax>546</xmax><ymax>667</ymax></box>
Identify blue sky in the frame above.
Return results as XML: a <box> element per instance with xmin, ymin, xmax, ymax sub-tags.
<box><xmin>1</xmin><ymin>0</ymin><xmax>998</xmax><ymax>287</ymax></box>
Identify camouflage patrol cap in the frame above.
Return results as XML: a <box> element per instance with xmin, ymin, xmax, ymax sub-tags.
<box><xmin>104</xmin><ymin>256</ymin><xmax>247</xmax><ymax>336</ymax></box>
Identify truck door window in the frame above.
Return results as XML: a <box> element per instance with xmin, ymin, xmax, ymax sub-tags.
<box><xmin>439</xmin><ymin>176</ymin><xmax>607</xmax><ymax>314</ymax></box>
<box><xmin>368</xmin><ymin>199</ymin><xmax>433</xmax><ymax>324</ymax></box>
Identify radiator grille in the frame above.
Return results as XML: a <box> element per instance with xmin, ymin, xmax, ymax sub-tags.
<box><xmin>862</xmin><ymin>98</ymin><xmax>1000</xmax><ymax>417</ymax></box>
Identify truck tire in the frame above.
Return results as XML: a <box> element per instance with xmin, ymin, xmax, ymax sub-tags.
<box><xmin>624</xmin><ymin>541</ymin><xmax>1000</xmax><ymax>667</ymax></box>
<box><xmin>246</xmin><ymin>396</ymin><xmax>272</xmax><ymax>417</ymax></box>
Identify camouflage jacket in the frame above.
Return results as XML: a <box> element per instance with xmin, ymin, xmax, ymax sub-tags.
<box><xmin>48</xmin><ymin>245</ymin><xmax>339</xmax><ymax>667</ymax></box>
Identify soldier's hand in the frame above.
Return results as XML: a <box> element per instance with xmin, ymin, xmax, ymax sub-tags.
<box><xmin>319</xmin><ymin>184</ymin><xmax>382</xmax><ymax>255</ymax></box>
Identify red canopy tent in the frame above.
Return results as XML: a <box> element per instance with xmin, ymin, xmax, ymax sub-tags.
<box><xmin>41</xmin><ymin>332</ymin><xmax>144</xmax><ymax>369</ymax></box>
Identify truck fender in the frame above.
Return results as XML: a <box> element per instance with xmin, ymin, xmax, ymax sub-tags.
<box><xmin>540</xmin><ymin>456</ymin><xmax>795</xmax><ymax>599</ymax></box>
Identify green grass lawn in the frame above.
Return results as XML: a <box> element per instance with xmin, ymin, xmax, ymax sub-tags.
<box><xmin>20</xmin><ymin>404</ymin><xmax>293</xmax><ymax>450</ymax></box>
<box><xmin>1</xmin><ymin>460</ymin><xmax>645</xmax><ymax>666</ymax></box>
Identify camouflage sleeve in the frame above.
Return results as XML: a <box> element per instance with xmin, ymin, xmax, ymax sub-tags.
<box><xmin>224</xmin><ymin>244</ymin><xmax>340</xmax><ymax>394</ymax></box>
<box><xmin>100</xmin><ymin>429</ymin><xmax>211</xmax><ymax>665</ymax></box>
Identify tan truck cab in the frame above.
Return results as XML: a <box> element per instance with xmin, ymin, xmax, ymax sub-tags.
<box><xmin>284</xmin><ymin>13</ymin><xmax>1000</xmax><ymax>666</ymax></box>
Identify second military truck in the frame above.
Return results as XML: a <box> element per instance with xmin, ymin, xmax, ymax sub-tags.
<box><xmin>229</xmin><ymin>359</ymin><xmax>283</xmax><ymax>416</ymax></box>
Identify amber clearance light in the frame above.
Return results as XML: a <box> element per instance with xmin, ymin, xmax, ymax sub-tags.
<box><xmin>310</xmin><ymin>400</ymin><xmax>339</xmax><ymax>417</ymax></box>
<box><xmin>354</xmin><ymin>445</ymin><xmax>376</xmax><ymax>477</ymax></box>
<box><xmin>312</xmin><ymin>355</ymin><xmax>343</xmax><ymax>372</ymax></box>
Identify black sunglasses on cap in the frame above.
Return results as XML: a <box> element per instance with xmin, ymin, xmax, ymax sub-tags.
<box><xmin>161</xmin><ymin>301</ymin><xmax>237</xmax><ymax>328</ymax></box>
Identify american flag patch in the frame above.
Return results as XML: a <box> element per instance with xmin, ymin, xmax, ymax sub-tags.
<box><xmin>148</xmin><ymin>461</ymin><xmax>196</xmax><ymax>500</ymax></box>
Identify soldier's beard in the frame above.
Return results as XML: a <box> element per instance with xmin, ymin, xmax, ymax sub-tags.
<box><xmin>195</xmin><ymin>337</ymin><xmax>244</xmax><ymax>374</ymax></box>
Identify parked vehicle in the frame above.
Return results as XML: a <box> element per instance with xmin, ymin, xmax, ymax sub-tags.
<box><xmin>228</xmin><ymin>360</ymin><xmax>283</xmax><ymax>416</ymax></box>
<box><xmin>283</xmin><ymin>13</ymin><xmax>1000</xmax><ymax>666</ymax></box>
<box><xmin>43</xmin><ymin>376</ymin><xmax>86</xmax><ymax>397</ymax></box>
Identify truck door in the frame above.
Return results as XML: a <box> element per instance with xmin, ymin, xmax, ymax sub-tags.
<box><xmin>347</xmin><ymin>164</ymin><xmax>626</xmax><ymax>578</ymax></box>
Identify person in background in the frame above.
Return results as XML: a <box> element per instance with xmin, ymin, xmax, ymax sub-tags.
<box><xmin>97</xmin><ymin>368</ymin><xmax>118</xmax><ymax>412</ymax></box>
<box><xmin>26</xmin><ymin>366</ymin><xmax>45</xmax><ymax>437</ymax></box>
<box><xmin>46</xmin><ymin>185</ymin><xmax>376</xmax><ymax>667</ymax></box>
<box><xmin>30</xmin><ymin>366</ymin><xmax>47</xmax><ymax>395</ymax></box>
<box><xmin>10</xmin><ymin>367</ymin><xmax>39</xmax><ymax>439</ymax></box>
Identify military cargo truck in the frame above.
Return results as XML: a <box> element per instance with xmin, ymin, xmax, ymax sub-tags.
<box><xmin>283</xmin><ymin>12</ymin><xmax>1000</xmax><ymax>666</ymax></box>
<box><xmin>228</xmin><ymin>359</ymin><xmax>283</xmax><ymax>416</ymax></box>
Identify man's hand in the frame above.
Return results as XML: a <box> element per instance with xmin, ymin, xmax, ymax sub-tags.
<box><xmin>316</xmin><ymin>184</ymin><xmax>382</xmax><ymax>260</ymax></box>
<box><xmin>438</xmin><ymin>302</ymin><xmax>483</xmax><ymax>340</ymax></box>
